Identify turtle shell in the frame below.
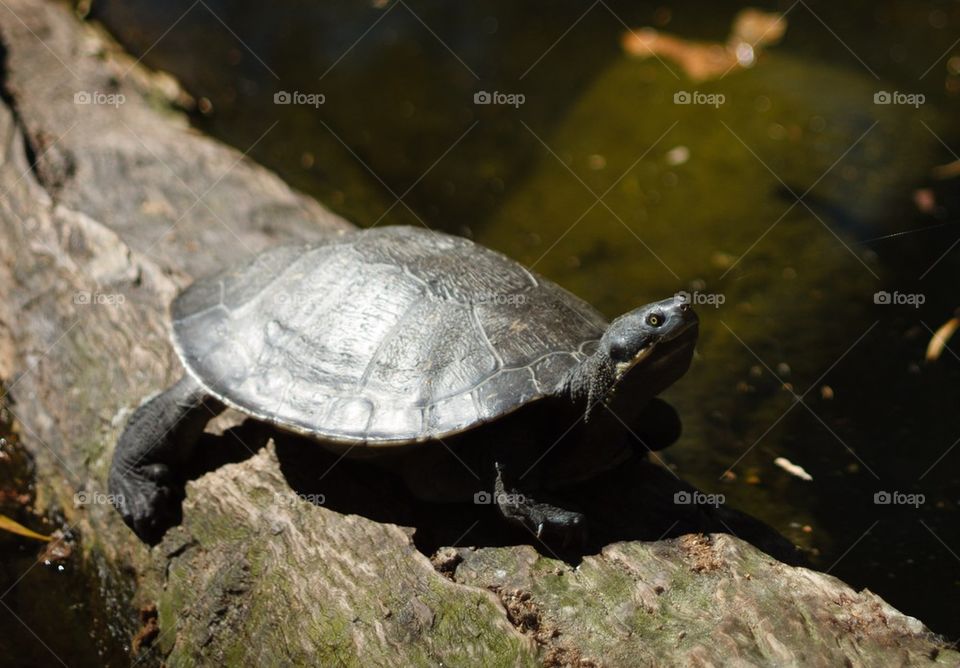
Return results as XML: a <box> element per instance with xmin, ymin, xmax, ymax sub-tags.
<box><xmin>171</xmin><ymin>226</ymin><xmax>607</xmax><ymax>445</ymax></box>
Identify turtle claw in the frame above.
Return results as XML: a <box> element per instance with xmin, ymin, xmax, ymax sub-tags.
<box><xmin>493</xmin><ymin>462</ymin><xmax>588</xmax><ymax>547</ymax></box>
<box><xmin>109</xmin><ymin>462</ymin><xmax>180</xmax><ymax>544</ymax></box>
<box><xmin>503</xmin><ymin>501</ymin><xmax>587</xmax><ymax>547</ymax></box>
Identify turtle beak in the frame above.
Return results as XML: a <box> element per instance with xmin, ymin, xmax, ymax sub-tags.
<box><xmin>661</xmin><ymin>295</ymin><xmax>699</xmax><ymax>342</ymax></box>
<box><xmin>613</xmin><ymin>301</ymin><xmax>698</xmax><ymax>383</ymax></box>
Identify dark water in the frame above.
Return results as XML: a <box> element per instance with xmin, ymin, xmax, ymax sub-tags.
<box><xmin>85</xmin><ymin>0</ymin><xmax>960</xmax><ymax>641</ymax></box>
<box><xmin>0</xmin><ymin>400</ymin><xmax>132</xmax><ymax>666</ymax></box>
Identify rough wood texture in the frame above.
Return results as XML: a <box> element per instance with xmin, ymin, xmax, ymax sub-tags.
<box><xmin>0</xmin><ymin>1</ymin><xmax>954</xmax><ymax>665</ymax></box>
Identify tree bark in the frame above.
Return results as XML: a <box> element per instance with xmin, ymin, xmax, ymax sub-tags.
<box><xmin>0</xmin><ymin>1</ymin><xmax>954</xmax><ymax>665</ymax></box>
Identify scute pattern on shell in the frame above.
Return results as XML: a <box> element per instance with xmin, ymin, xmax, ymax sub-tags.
<box><xmin>171</xmin><ymin>227</ymin><xmax>608</xmax><ymax>444</ymax></box>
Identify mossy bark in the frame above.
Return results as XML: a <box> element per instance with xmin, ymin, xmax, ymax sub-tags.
<box><xmin>0</xmin><ymin>1</ymin><xmax>954</xmax><ymax>666</ymax></box>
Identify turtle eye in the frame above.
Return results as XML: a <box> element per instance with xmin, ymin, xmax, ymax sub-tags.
<box><xmin>646</xmin><ymin>312</ymin><xmax>665</xmax><ymax>328</ymax></box>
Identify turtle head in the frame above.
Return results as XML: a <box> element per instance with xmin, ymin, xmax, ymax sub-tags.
<box><xmin>568</xmin><ymin>295</ymin><xmax>698</xmax><ymax>419</ymax></box>
<box><xmin>602</xmin><ymin>296</ymin><xmax>698</xmax><ymax>379</ymax></box>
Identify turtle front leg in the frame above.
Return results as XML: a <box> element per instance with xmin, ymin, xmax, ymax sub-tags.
<box><xmin>493</xmin><ymin>463</ymin><xmax>587</xmax><ymax>547</ymax></box>
<box><xmin>108</xmin><ymin>374</ymin><xmax>224</xmax><ymax>543</ymax></box>
<box><xmin>628</xmin><ymin>397</ymin><xmax>682</xmax><ymax>452</ymax></box>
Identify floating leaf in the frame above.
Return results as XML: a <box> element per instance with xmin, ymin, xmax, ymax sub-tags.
<box><xmin>0</xmin><ymin>513</ymin><xmax>51</xmax><ymax>542</ymax></box>
<box><xmin>774</xmin><ymin>456</ymin><xmax>813</xmax><ymax>481</ymax></box>
<box><xmin>926</xmin><ymin>317</ymin><xmax>959</xmax><ymax>362</ymax></box>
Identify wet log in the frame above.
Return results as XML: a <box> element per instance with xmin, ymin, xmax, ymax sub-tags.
<box><xmin>0</xmin><ymin>1</ymin><xmax>954</xmax><ymax>665</ymax></box>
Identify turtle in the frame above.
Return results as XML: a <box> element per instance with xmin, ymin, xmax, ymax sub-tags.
<box><xmin>109</xmin><ymin>226</ymin><xmax>698</xmax><ymax>544</ymax></box>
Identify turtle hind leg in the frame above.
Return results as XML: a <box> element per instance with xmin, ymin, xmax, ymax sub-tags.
<box><xmin>108</xmin><ymin>374</ymin><xmax>224</xmax><ymax>543</ymax></box>
<box><xmin>492</xmin><ymin>463</ymin><xmax>588</xmax><ymax>548</ymax></box>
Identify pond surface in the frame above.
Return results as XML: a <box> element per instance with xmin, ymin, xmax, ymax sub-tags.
<box><xmin>0</xmin><ymin>400</ymin><xmax>132</xmax><ymax>666</ymax></box>
<box><xmin>92</xmin><ymin>0</ymin><xmax>960</xmax><ymax>641</ymax></box>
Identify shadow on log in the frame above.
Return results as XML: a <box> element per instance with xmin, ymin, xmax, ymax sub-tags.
<box><xmin>0</xmin><ymin>1</ymin><xmax>954</xmax><ymax>665</ymax></box>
